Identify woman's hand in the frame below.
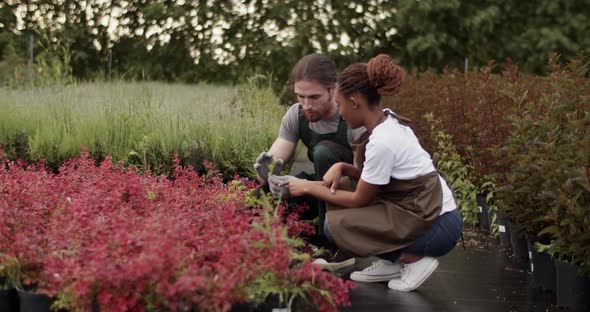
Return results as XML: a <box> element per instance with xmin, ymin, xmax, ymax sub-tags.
<box><xmin>322</xmin><ymin>163</ymin><xmax>344</xmax><ymax>194</ymax></box>
<box><xmin>280</xmin><ymin>177</ymin><xmax>313</xmax><ymax>197</ymax></box>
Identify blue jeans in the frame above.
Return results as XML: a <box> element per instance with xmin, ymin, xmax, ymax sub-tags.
<box><xmin>324</xmin><ymin>209</ymin><xmax>463</xmax><ymax>261</ymax></box>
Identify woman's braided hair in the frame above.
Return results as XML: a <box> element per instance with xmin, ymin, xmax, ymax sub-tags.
<box><xmin>337</xmin><ymin>54</ymin><xmax>405</xmax><ymax>105</ymax></box>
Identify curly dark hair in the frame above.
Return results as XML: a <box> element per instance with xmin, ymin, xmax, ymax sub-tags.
<box><xmin>338</xmin><ymin>54</ymin><xmax>405</xmax><ymax>105</ymax></box>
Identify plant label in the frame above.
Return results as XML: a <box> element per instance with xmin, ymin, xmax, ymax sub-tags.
<box><xmin>478</xmin><ymin>206</ymin><xmax>482</xmax><ymax>212</ymax></box>
<box><xmin>499</xmin><ymin>225</ymin><xmax>506</xmax><ymax>233</ymax></box>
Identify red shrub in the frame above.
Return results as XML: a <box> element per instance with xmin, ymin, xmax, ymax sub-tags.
<box><xmin>0</xmin><ymin>151</ymin><xmax>352</xmax><ymax>311</ymax></box>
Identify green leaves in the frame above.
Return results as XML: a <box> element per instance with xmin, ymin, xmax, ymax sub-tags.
<box><xmin>426</xmin><ymin>113</ymin><xmax>479</xmax><ymax>226</ymax></box>
<box><xmin>497</xmin><ymin>55</ymin><xmax>590</xmax><ymax>272</ymax></box>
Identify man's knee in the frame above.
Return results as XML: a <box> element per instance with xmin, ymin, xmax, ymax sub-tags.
<box><xmin>312</xmin><ymin>141</ymin><xmax>352</xmax><ymax>164</ymax></box>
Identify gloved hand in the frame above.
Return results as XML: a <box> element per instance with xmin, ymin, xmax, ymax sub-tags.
<box><xmin>268</xmin><ymin>175</ymin><xmax>295</xmax><ymax>199</ymax></box>
<box><xmin>253</xmin><ymin>152</ymin><xmax>284</xmax><ymax>184</ymax></box>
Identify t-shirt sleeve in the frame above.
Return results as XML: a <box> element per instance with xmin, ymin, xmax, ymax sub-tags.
<box><xmin>360</xmin><ymin>140</ymin><xmax>394</xmax><ymax>185</ymax></box>
<box><xmin>278</xmin><ymin>104</ymin><xmax>300</xmax><ymax>143</ymax></box>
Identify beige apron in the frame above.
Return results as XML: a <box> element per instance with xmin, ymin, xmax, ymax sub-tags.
<box><xmin>326</xmin><ymin>114</ymin><xmax>443</xmax><ymax>257</ymax></box>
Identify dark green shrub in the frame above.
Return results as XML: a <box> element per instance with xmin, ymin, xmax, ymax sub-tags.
<box><xmin>497</xmin><ymin>54</ymin><xmax>590</xmax><ymax>272</ymax></box>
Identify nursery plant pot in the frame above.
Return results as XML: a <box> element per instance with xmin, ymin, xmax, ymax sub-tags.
<box><xmin>531</xmin><ymin>250</ymin><xmax>556</xmax><ymax>292</ymax></box>
<box><xmin>0</xmin><ymin>288</ymin><xmax>19</xmax><ymax>312</ymax></box>
<box><xmin>230</xmin><ymin>301</ymin><xmax>256</xmax><ymax>312</ymax></box>
<box><xmin>508</xmin><ymin>223</ymin><xmax>529</xmax><ymax>263</ymax></box>
<box><xmin>496</xmin><ymin>217</ymin><xmax>511</xmax><ymax>247</ymax></box>
<box><xmin>555</xmin><ymin>261</ymin><xmax>590</xmax><ymax>311</ymax></box>
<box><xmin>476</xmin><ymin>194</ymin><xmax>490</xmax><ymax>233</ymax></box>
<box><xmin>17</xmin><ymin>289</ymin><xmax>52</xmax><ymax>312</ymax></box>
<box><xmin>526</xmin><ymin>238</ymin><xmax>534</xmax><ymax>273</ymax></box>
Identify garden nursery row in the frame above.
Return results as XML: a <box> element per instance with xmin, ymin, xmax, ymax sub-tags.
<box><xmin>0</xmin><ymin>55</ymin><xmax>589</xmax><ymax>311</ymax></box>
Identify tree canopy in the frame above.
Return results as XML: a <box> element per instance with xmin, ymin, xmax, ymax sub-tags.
<box><xmin>1</xmin><ymin>0</ymin><xmax>589</xmax><ymax>87</ymax></box>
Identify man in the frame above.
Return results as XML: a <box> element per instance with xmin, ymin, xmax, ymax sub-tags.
<box><xmin>254</xmin><ymin>53</ymin><xmax>365</xmax><ymax>243</ymax></box>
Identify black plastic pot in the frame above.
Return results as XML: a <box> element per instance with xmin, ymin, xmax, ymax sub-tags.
<box><xmin>17</xmin><ymin>289</ymin><xmax>52</xmax><ymax>312</ymax></box>
<box><xmin>555</xmin><ymin>261</ymin><xmax>590</xmax><ymax>311</ymax></box>
<box><xmin>230</xmin><ymin>301</ymin><xmax>256</xmax><ymax>312</ymax></box>
<box><xmin>526</xmin><ymin>238</ymin><xmax>534</xmax><ymax>273</ymax></box>
<box><xmin>0</xmin><ymin>288</ymin><xmax>19</xmax><ymax>312</ymax></box>
<box><xmin>531</xmin><ymin>250</ymin><xmax>556</xmax><ymax>292</ymax></box>
<box><xmin>496</xmin><ymin>217</ymin><xmax>511</xmax><ymax>247</ymax></box>
<box><xmin>476</xmin><ymin>194</ymin><xmax>490</xmax><ymax>233</ymax></box>
<box><xmin>508</xmin><ymin>223</ymin><xmax>529</xmax><ymax>263</ymax></box>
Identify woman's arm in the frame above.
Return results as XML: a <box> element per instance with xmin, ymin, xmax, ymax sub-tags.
<box><xmin>322</xmin><ymin>162</ymin><xmax>361</xmax><ymax>193</ymax></box>
<box><xmin>283</xmin><ymin>178</ymin><xmax>379</xmax><ymax>208</ymax></box>
<box><xmin>340</xmin><ymin>163</ymin><xmax>361</xmax><ymax>180</ymax></box>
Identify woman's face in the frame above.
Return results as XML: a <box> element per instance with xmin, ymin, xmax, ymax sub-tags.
<box><xmin>335</xmin><ymin>86</ymin><xmax>363</xmax><ymax>129</ymax></box>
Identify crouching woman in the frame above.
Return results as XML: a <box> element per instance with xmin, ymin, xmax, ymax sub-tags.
<box><xmin>279</xmin><ymin>54</ymin><xmax>462</xmax><ymax>292</ymax></box>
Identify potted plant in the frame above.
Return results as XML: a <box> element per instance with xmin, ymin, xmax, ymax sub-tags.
<box><xmin>0</xmin><ymin>154</ymin><xmax>57</xmax><ymax>311</ymax></box>
<box><xmin>0</xmin><ymin>254</ymin><xmax>20</xmax><ymax>312</ymax></box>
<box><xmin>38</xmin><ymin>154</ymin><xmax>353</xmax><ymax>311</ymax></box>
<box><xmin>533</xmin><ymin>56</ymin><xmax>590</xmax><ymax>310</ymax></box>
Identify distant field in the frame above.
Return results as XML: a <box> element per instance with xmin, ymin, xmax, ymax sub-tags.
<box><xmin>0</xmin><ymin>80</ymin><xmax>285</xmax><ymax>177</ymax></box>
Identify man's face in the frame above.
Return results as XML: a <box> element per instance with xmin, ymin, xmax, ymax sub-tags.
<box><xmin>294</xmin><ymin>80</ymin><xmax>334</xmax><ymax>122</ymax></box>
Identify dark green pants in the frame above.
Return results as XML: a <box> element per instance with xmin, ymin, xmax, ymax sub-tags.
<box><xmin>291</xmin><ymin>140</ymin><xmax>353</xmax><ymax>246</ymax></box>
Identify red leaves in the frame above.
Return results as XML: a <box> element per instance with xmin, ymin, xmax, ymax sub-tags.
<box><xmin>0</xmin><ymin>152</ymin><xmax>352</xmax><ymax>311</ymax></box>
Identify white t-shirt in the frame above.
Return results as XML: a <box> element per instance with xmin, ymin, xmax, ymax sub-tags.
<box><xmin>360</xmin><ymin>109</ymin><xmax>456</xmax><ymax>215</ymax></box>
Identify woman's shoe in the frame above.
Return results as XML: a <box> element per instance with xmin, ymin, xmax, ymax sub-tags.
<box><xmin>387</xmin><ymin>257</ymin><xmax>439</xmax><ymax>291</ymax></box>
<box><xmin>350</xmin><ymin>259</ymin><xmax>403</xmax><ymax>282</ymax></box>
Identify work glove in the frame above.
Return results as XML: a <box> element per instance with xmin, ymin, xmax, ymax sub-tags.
<box><xmin>253</xmin><ymin>152</ymin><xmax>283</xmax><ymax>184</ymax></box>
<box><xmin>268</xmin><ymin>175</ymin><xmax>295</xmax><ymax>199</ymax></box>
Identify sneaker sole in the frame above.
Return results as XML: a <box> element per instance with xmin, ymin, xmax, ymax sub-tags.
<box><xmin>316</xmin><ymin>258</ymin><xmax>356</xmax><ymax>271</ymax></box>
<box><xmin>390</xmin><ymin>259</ymin><xmax>439</xmax><ymax>291</ymax></box>
<box><xmin>350</xmin><ymin>272</ymin><xmax>401</xmax><ymax>282</ymax></box>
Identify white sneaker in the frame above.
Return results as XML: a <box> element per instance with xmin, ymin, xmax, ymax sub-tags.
<box><xmin>350</xmin><ymin>259</ymin><xmax>403</xmax><ymax>282</ymax></box>
<box><xmin>387</xmin><ymin>257</ymin><xmax>439</xmax><ymax>292</ymax></box>
<box><xmin>312</xmin><ymin>250</ymin><xmax>355</xmax><ymax>271</ymax></box>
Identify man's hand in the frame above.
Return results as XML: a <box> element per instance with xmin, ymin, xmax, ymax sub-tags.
<box><xmin>268</xmin><ymin>175</ymin><xmax>295</xmax><ymax>199</ymax></box>
<box><xmin>254</xmin><ymin>152</ymin><xmax>283</xmax><ymax>184</ymax></box>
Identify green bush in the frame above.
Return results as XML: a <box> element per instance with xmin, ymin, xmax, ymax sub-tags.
<box><xmin>497</xmin><ymin>54</ymin><xmax>590</xmax><ymax>272</ymax></box>
<box><xmin>0</xmin><ymin>77</ymin><xmax>285</xmax><ymax>178</ymax></box>
<box><xmin>425</xmin><ymin>113</ymin><xmax>479</xmax><ymax>226</ymax></box>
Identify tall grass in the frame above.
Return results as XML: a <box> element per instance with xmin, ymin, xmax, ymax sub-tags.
<box><xmin>0</xmin><ymin>77</ymin><xmax>285</xmax><ymax>177</ymax></box>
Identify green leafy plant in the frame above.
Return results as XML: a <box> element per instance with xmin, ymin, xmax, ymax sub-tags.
<box><xmin>531</xmin><ymin>55</ymin><xmax>590</xmax><ymax>273</ymax></box>
<box><xmin>0</xmin><ymin>253</ymin><xmax>21</xmax><ymax>290</ymax></box>
<box><xmin>497</xmin><ymin>54</ymin><xmax>590</xmax><ymax>273</ymax></box>
<box><xmin>482</xmin><ymin>180</ymin><xmax>500</xmax><ymax>237</ymax></box>
<box><xmin>425</xmin><ymin>112</ymin><xmax>479</xmax><ymax>226</ymax></box>
<box><xmin>0</xmin><ymin>76</ymin><xmax>285</xmax><ymax>178</ymax></box>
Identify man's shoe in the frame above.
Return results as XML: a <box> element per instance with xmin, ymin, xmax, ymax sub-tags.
<box><xmin>312</xmin><ymin>250</ymin><xmax>355</xmax><ymax>271</ymax></box>
<box><xmin>350</xmin><ymin>259</ymin><xmax>403</xmax><ymax>282</ymax></box>
<box><xmin>387</xmin><ymin>257</ymin><xmax>439</xmax><ymax>292</ymax></box>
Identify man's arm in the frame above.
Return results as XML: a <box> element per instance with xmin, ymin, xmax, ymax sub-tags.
<box><xmin>268</xmin><ymin>137</ymin><xmax>297</xmax><ymax>163</ymax></box>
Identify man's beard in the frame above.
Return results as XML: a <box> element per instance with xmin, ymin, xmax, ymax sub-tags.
<box><xmin>304</xmin><ymin>94</ymin><xmax>332</xmax><ymax>122</ymax></box>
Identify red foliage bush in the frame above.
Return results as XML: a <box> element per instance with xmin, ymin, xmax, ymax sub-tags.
<box><xmin>384</xmin><ymin>60</ymin><xmax>545</xmax><ymax>186</ymax></box>
<box><xmin>0</xmin><ymin>148</ymin><xmax>353</xmax><ymax>311</ymax></box>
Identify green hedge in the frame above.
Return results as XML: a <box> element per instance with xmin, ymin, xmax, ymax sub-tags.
<box><xmin>0</xmin><ymin>76</ymin><xmax>285</xmax><ymax>178</ymax></box>
<box><xmin>498</xmin><ymin>55</ymin><xmax>590</xmax><ymax>272</ymax></box>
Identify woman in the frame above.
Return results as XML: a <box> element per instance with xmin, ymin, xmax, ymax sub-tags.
<box><xmin>279</xmin><ymin>54</ymin><xmax>462</xmax><ymax>292</ymax></box>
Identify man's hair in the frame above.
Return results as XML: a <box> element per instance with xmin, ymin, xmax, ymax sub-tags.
<box><xmin>291</xmin><ymin>53</ymin><xmax>337</xmax><ymax>88</ymax></box>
